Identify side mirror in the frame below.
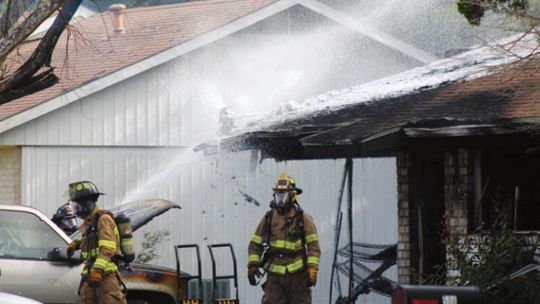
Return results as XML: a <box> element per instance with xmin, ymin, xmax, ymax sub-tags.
<box><xmin>48</xmin><ymin>247</ymin><xmax>82</xmax><ymax>265</ymax></box>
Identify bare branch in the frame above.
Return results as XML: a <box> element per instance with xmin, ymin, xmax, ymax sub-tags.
<box><xmin>0</xmin><ymin>0</ymin><xmax>64</xmax><ymax>63</ymax></box>
<box><xmin>0</xmin><ymin>0</ymin><xmax>82</xmax><ymax>104</ymax></box>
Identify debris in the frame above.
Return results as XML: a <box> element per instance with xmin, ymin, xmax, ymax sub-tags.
<box><xmin>238</xmin><ymin>189</ymin><xmax>261</xmax><ymax>206</ymax></box>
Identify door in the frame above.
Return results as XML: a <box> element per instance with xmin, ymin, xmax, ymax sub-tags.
<box><xmin>412</xmin><ymin>151</ymin><xmax>446</xmax><ymax>277</ymax></box>
<box><xmin>0</xmin><ymin>209</ymin><xmax>82</xmax><ymax>303</ymax></box>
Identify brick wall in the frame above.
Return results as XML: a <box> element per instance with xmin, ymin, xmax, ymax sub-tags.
<box><xmin>444</xmin><ymin>149</ymin><xmax>473</xmax><ymax>237</ymax></box>
<box><xmin>396</xmin><ymin>149</ymin><xmax>474</xmax><ymax>283</ymax></box>
<box><xmin>0</xmin><ymin>147</ymin><xmax>21</xmax><ymax>204</ymax></box>
<box><xmin>397</xmin><ymin>151</ymin><xmax>413</xmax><ymax>283</ymax></box>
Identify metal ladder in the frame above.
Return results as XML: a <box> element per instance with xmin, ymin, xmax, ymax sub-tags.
<box><xmin>175</xmin><ymin>244</ymin><xmax>203</xmax><ymax>304</ymax></box>
<box><xmin>207</xmin><ymin>243</ymin><xmax>239</xmax><ymax>304</ymax></box>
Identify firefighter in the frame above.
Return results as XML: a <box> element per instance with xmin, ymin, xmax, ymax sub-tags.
<box><xmin>247</xmin><ymin>173</ymin><xmax>321</xmax><ymax>304</ymax></box>
<box><xmin>51</xmin><ymin>202</ymin><xmax>78</xmax><ymax>235</ymax></box>
<box><xmin>65</xmin><ymin>181</ymin><xmax>127</xmax><ymax>304</ymax></box>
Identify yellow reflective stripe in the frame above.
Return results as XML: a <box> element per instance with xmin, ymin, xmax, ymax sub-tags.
<box><xmin>305</xmin><ymin>234</ymin><xmax>319</xmax><ymax>243</ymax></box>
<box><xmin>287</xmin><ymin>258</ymin><xmax>304</xmax><ymax>272</ymax></box>
<box><xmin>93</xmin><ymin>258</ymin><xmax>108</xmax><ymax>269</ymax></box>
<box><xmin>307</xmin><ymin>256</ymin><xmax>320</xmax><ymax>266</ymax></box>
<box><xmin>89</xmin><ymin>258</ymin><xmax>118</xmax><ymax>274</ymax></box>
<box><xmin>268</xmin><ymin>258</ymin><xmax>305</xmax><ymax>275</ymax></box>
<box><xmin>104</xmin><ymin>263</ymin><xmax>118</xmax><ymax>272</ymax></box>
<box><xmin>251</xmin><ymin>234</ymin><xmax>263</xmax><ymax>245</ymax></box>
<box><xmin>270</xmin><ymin>239</ymin><xmax>302</xmax><ymax>251</ymax></box>
<box><xmin>98</xmin><ymin>239</ymin><xmax>117</xmax><ymax>250</ymax></box>
<box><xmin>81</xmin><ymin>249</ymin><xmax>98</xmax><ymax>259</ymax></box>
<box><xmin>268</xmin><ymin>264</ymin><xmax>287</xmax><ymax>275</ymax></box>
<box><xmin>248</xmin><ymin>254</ymin><xmax>260</xmax><ymax>263</ymax></box>
<box><xmin>82</xmin><ymin>268</ymin><xmax>89</xmax><ymax>274</ymax></box>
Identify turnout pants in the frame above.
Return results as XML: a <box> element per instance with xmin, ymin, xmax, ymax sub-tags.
<box><xmin>262</xmin><ymin>270</ymin><xmax>311</xmax><ymax>304</ymax></box>
<box><xmin>80</xmin><ymin>272</ymin><xmax>127</xmax><ymax>304</ymax></box>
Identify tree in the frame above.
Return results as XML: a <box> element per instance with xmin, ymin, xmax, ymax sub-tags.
<box><xmin>456</xmin><ymin>0</ymin><xmax>540</xmax><ymax>60</ymax></box>
<box><xmin>423</xmin><ymin>198</ymin><xmax>540</xmax><ymax>304</ymax></box>
<box><xmin>135</xmin><ymin>229</ymin><xmax>171</xmax><ymax>264</ymax></box>
<box><xmin>0</xmin><ymin>0</ymin><xmax>83</xmax><ymax>104</ymax></box>
<box><xmin>457</xmin><ymin>0</ymin><xmax>540</xmax><ymax>26</ymax></box>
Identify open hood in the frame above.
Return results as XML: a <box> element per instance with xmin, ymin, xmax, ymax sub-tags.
<box><xmin>69</xmin><ymin>199</ymin><xmax>180</xmax><ymax>239</ymax></box>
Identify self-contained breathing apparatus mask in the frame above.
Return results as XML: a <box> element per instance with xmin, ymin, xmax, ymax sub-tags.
<box><xmin>272</xmin><ymin>190</ymin><xmax>292</xmax><ymax>213</ymax></box>
<box><xmin>72</xmin><ymin>198</ymin><xmax>97</xmax><ymax>219</ymax></box>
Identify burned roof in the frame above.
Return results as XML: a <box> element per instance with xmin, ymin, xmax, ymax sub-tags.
<box><xmin>207</xmin><ymin>34</ymin><xmax>540</xmax><ymax>160</ymax></box>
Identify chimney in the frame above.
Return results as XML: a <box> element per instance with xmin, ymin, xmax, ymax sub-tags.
<box><xmin>109</xmin><ymin>4</ymin><xmax>127</xmax><ymax>33</ymax></box>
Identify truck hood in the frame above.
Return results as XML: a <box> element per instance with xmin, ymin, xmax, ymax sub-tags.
<box><xmin>70</xmin><ymin>199</ymin><xmax>181</xmax><ymax>239</ymax></box>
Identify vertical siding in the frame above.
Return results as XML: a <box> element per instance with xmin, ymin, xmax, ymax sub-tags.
<box><xmin>0</xmin><ymin>54</ymin><xmax>203</xmax><ymax>147</ymax></box>
<box><xmin>21</xmin><ymin>147</ymin><xmax>397</xmax><ymax>304</ymax></box>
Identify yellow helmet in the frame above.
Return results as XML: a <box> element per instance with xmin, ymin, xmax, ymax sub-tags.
<box><xmin>273</xmin><ymin>172</ymin><xmax>302</xmax><ymax>195</ymax></box>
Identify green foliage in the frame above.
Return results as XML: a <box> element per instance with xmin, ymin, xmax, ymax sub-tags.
<box><xmin>425</xmin><ymin>199</ymin><xmax>540</xmax><ymax>304</ymax></box>
<box><xmin>135</xmin><ymin>229</ymin><xmax>170</xmax><ymax>264</ymax></box>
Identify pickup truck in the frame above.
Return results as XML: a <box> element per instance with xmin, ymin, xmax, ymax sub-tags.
<box><xmin>0</xmin><ymin>200</ymin><xmax>187</xmax><ymax>304</ymax></box>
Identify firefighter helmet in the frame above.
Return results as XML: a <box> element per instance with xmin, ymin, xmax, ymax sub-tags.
<box><xmin>68</xmin><ymin>181</ymin><xmax>104</xmax><ymax>202</ymax></box>
<box><xmin>68</xmin><ymin>181</ymin><xmax>104</xmax><ymax>218</ymax></box>
<box><xmin>273</xmin><ymin>173</ymin><xmax>302</xmax><ymax>194</ymax></box>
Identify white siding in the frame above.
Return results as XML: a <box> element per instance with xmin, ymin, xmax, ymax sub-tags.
<box><xmin>0</xmin><ymin>56</ymin><xmax>217</xmax><ymax>147</ymax></box>
<box><xmin>21</xmin><ymin>147</ymin><xmax>397</xmax><ymax>304</ymax></box>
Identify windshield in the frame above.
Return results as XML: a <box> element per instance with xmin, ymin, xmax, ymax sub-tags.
<box><xmin>0</xmin><ymin>210</ymin><xmax>66</xmax><ymax>259</ymax></box>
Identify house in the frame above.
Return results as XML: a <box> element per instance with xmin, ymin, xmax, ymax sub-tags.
<box><xmin>0</xmin><ymin>0</ymin><xmax>446</xmax><ymax>302</ymax></box>
<box><xmin>213</xmin><ymin>33</ymin><xmax>540</xmax><ymax>294</ymax></box>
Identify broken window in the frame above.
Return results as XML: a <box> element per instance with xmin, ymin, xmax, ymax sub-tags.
<box><xmin>473</xmin><ymin>148</ymin><xmax>540</xmax><ymax>231</ymax></box>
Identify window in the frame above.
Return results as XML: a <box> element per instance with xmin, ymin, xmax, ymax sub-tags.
<box><xmin>473</xmin><ymin>149</ymin><xmax>540</xmax><ymax>231</ymax></box>
<box><xmin>0</xmin><ymin>210</ymin><xmax>66</xmax><ymax>259</ymax></box>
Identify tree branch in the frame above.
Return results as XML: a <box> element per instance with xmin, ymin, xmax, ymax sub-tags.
<box><xmin>0</xmin><ymin>68</ymin><xmax>58</xmax><ymax>104</ymax></box>
<box><xmin>0</xmin><ymin>0</ymin><xmax>64</xmax><ymax>63</ymax></box>
<box><xmin>0</xmin><ymin>0</ymin><xmax>82</xmax><ymax>104</ymax></box>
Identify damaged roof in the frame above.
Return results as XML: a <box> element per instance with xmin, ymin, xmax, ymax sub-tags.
<box><xmin>0</xmin><ymin>0</ymin><xmax>437</xmax><ymax>135</ymax></box>
<box><xmin>209</xmin><ymin>34</ymin><xmax>540</xmax><ymax>160</ymax></box>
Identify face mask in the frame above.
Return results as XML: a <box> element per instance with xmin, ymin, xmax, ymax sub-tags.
<box><xmin>273</xmin><ymin>191</ymin><xmax>291</xmax><ymax>213</ymax></box>
<box><xmin>73</xmin><ymin>199</ymin><xmax>96</xmax><ymax>219</ymax></box>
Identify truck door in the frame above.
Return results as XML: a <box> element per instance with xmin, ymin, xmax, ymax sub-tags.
<box><xmin>0</xmin><ymin>209</ymin><xmax>81</xmax><ymax>303</ymax></box>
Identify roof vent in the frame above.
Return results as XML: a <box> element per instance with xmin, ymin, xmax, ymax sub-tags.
<box><xmin>109</xmin><ymin>4</ymin><xmax>127</xmax><ymax>33</ymax></box>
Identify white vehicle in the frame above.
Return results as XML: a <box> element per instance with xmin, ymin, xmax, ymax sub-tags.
<box><xmin>0</xmin><ymin>292</ymin><xmax>42</xmax><ymax>304</ymax></box>
<box><xmin>0</xmin><ymin>200</ymin><xmax>185</xmax><ymax>304</ymax></box>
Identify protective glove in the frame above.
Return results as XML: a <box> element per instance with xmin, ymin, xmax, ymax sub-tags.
<box><xmin>247</xmin><ymin>265</ymin><xmax>262</xmax><ymax>286</ymax></box>
<box><xmin>66</xmin><ymin>240</ymin><xmax>80</xmax><ymax>257</ymax></box>
<box><xmin>307</xmin><ymin>266</ymin><xmax>318</xmax><ymax>287</ymax></box>
<box><xmin>88</xmin><ymin>268</ymin><xmax>104</xmax><ymax>288</ymax></box>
